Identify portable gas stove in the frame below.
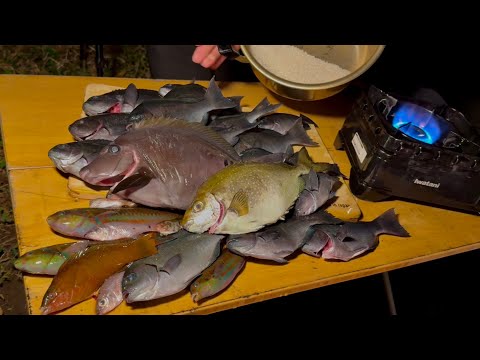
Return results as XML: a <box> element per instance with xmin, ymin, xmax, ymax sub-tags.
<box><xmin>334</xmin><ymin>85</ymin><xmax>480</xmax><ymax>214</ymax></box>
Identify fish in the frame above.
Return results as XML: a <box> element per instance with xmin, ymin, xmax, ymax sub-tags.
<box><xmin>96</xmin><ymin>271</ymin><xmax>125</xmax><ymax>315</ymax></box>
<box><xmin>89</xmin><ymin>198</ymin><xmax>137</xmax><ymax>209</ymax></box>
<box><xmin>227</xmin><ymin>210</ymin><xmax>342</xmax><ymax>263</ymax></box>
<box><xmin>258</xmin><ymin>113</ymin><xmax>316</xmax><ymax>135</ymax></box>
<box><xmin>47</xmin><ymin>208</ymin><xmax>182</xmax><ymax>241</ymax></box>
<box><xmin>69</xmin><ymin>113</ymin><xmax>135</xmax><ymax>141</ymax></box>
<box><xmin>240</xmin><ymin>147</ymin><xmax>294</xmax><ymax>164</ymax></box>
<box><xmin>122</xmin><ymin>232</ymin><xmax>224</xmax><ymax>303</ymax></box>
<box><xmin>79</xmin><ymin>117</ymin><xmax>240</xmax><ymax>210</ymax></box>
<box><xmin>293</xmin><ymin>170</ymin><xmax>341</xmax><ymax>216</ymax></box>
<box><xmin>190</xmin><ymin>249</ymin><xmax>245</xmax><ymax>303</ymax></box>
<box><xmin>182</xmin><ymin>147</ymin><xmax>338</xmax><ymax>235</ymax></box>
<box><xmin>208</xmin><ymin>98</ymin><xmax>282</xmax><ymax>145</ymax></box>
<box><xmin>41</xmin><ymin>234</ymin><xmax>158</xmax><ymax>314</ymax></box>
<box><xmin>48</xmin><ymin>139</ymin><xmax>110</xmax><ymax>178</ymax></box>
<box><xmin>302</xmin><ymin>208</ymin><xmax>410</xmax><ymax>261</ymax></box>
<box><xmin>14</xmin><ymin>241</ymin><xmax>90</xmax><ymax>275</ymax></box>
<box><xmin>161</xmin><ymin>83</ymin><xmax>206</xmax><ymax>100</ymax></box>
<box><xmin>128</xmin><ymin>77</ymin><xmax>236</xmax><ymax>125</ymax></box>
<box><xmin>234</xmin><ymin>117</ymin><xmax>318</xmax><ymax>154</ymax></box>
<box><xmin>82</xmin><ymin>83</ymin><xmax>162</xmax><ymax>116</ymax></box>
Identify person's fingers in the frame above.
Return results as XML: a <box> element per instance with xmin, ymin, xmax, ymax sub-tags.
<box><xmin>192</xmin><ymin>45</ymin><xmax>216</xmax><ymax>64</ymax></box>
<box><xmin>200</xmin><ymin>47</ymin><xmax>222</xmax><ymax>69</ymax></box>
<box><xmin>211</xmin><ymin>55</ymin><xmax>227</xmax><ymax>70</ymax></box>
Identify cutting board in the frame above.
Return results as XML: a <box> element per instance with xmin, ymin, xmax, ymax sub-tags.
<box><xmin>68</xmin><ymin>83</ymin><xmax>362</xmax><ymax>221</ymax></box>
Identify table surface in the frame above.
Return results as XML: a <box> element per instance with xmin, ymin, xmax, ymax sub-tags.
<box><xmin>2</xmin><ymin>74</ymin><xmax>480</xmax><ymax>315</ymax></box>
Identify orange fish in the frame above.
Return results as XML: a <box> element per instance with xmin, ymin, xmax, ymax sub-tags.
<box><xmin>41</xmin><ymin>233</ymin><xmax>158</xmax><ymax>315</ymax></box>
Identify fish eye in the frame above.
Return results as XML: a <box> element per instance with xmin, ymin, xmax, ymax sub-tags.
<box><xmin>193</xmin><ymin>201</ymin><xmax>204</xmax><ymax>213</ymax></box>
<box><xmin>109</xmin><ymin>145</ymin><xmax>120</xmax><ymax>154</ymax></box>
<box><xmin>99</xmin><ymin>298</ymin><xmax>107</xmax><ymax>307</ymax></box>
<box><xmin>124</xmin><ymin>272</ymin><xmax>137</xmax><ymax>283</ymax></box>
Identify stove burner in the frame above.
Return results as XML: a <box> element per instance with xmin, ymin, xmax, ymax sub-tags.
<box><xmin>391</xmin><ymin>102</ymin><xmax>449</xmax><ymax>145</ymax></box>
<box><xmin>334</xmin><ymin>85</ymin><xmax>480</xmax><ymax>214</ymax></box>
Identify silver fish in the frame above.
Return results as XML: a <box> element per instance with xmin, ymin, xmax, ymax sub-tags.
<box><xmin>83</xmin><ymin>83</ymin><xmax>162</xmax><ymax>116</ymax></box>
<box><xmin>128</xmin><ymin>77</ymin><xmax>236</xmax><ymax>125</ymax></box>
<box><xmin>258</xmin><ymin>113</ymin><xmax>316</xmax><ymax>135</ymax></box>
<box><xmin>227</xmin><ymin>210</ymin><xmax>342</xmax><ymax>263</ymax></box>
<box><xmin>208</xmin><ymin>98</ymin><xmax>281</xmax><ymax>145</ymax></box>
<box><xmin>69</xmin><ymin>113</ymin><xmax>134</xmax><ymax>141</ymax></box>
<box><xmin>122</xmin><ymin>232</ymin><xmax>224</xmax><ymax>302</ymax></box>
<box><xmin>294</xmin><ymin>170</ymin><xmax>341</xmax><ymax>216</ymax></box>
<box><xmin>302</xmin><ymin>208</ymin><xmax>410</xmax><ymax>261</ymax></box>
<box><xmin>48</xmin><ymin>139</ymin><xmax>110</xmax><ymax>178</ymax></box>
<box><xmin>96</xmin><ymin>271</ymin><xmax>125</xmax><ymax>315</ymax></box>
<box><xmin>234</xmin><ymin>118</ymin><xmax>318</xmax><ymax>154</ymax></box>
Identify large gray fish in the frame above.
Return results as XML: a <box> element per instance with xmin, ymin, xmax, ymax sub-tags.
<box><xmin>48</xmin><ymin>139</ymin><xmax>110</xmax><ymax>178</ymax></box>
<box><xmin>294</xmin><ymin>170</ymin><xmax>341</xmax><ymax>217</ymax></box>
<box><xmin>234</xmin><ymin>118</ymin><xmax>318</xmax><ymax>154</ymax></box>
<box><xmin>227</xmin><ymin>210</ymin><xmax>342</xmax><ymax>263</ymax></box>
<box><xmin>159</xmin><ymin>83</ymin><xmax>243</xmax><ymax>115</ymax></box>
<box><xmin>79</xmin><ymin>117</ymin><xmax>240</xmax><ymax>210</ymax></box>
<box><xmin>96</xmin><ymin>271</ymin><xmax>125</xmax><ymax>315</ymax></box>
<box><xmin>83</xmin><ymin>83</ymin><xmax>163</xmax><ymax>116</ymax></box>
<box><xmin>257</xmin><ymin>113</ymin><xmax>316</xmax><ymax>135</ymax></box>
<box><xmin>122</xmin><ymin>232</ymin><xmax>224</xmax><ymax>302</ymax></box>
<box><xmin>209</xmin><ymin>98</ymin><xmax>282</xmax><ymax>145</ymax></box>
<box><xmin>302</xmin><ymin>208</ymin><xmax>410</xmax><ymax>261</ymax></box>
<box><xmin>69</xmin><ymin>113</ymin><xmax>134</xmax><ymax>141</ymax></box>
<box><xmin>128</xmin><ymin>77</ymin><xmax>236</xmax><ymax>125</ymax></box>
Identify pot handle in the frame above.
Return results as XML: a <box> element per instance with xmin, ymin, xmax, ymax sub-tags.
<box><xmin>217</xmin><ymin>45</ymin><xmax>249</xmax><ymax>63</ymax></box>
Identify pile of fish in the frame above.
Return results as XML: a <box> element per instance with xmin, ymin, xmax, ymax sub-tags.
<box><xmin>16</xmin><ymin>78</ymin><xmax>410</xmax><ymax>315</ymax></box>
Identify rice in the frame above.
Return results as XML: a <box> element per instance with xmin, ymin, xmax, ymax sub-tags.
<box><xmin>249</xmin><ymin>45</ymin><xmax>351</xmax><ymax>84</ymax></box>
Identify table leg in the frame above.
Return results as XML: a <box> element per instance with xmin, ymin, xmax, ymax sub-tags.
<box><xmin>382</xmin><ymin>272</ymin><xmax>397</xmax><ymax>315</ymax></box>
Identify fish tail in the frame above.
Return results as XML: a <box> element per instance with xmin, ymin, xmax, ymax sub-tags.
<box><xmin>227</xmin><ymin>96</ymin><xmax>244</xmax><ymax>112</ymax></box>
<box><xmin>293</xmin><ymin>147</ymin><xmax>343</xmax><ymax>176</ymax></box>
<box><xmin>372</xmin><ymin>208</ymin><xmax>410</xmax><ymax>237</ymax></box>
<box><xmin>300</xmin><ymin>114</ymin><xmax>317</xmax><ymax>128</ymax></box>
<box><xmin>205</xmin><ymin>77</ymin><xmax>236</xmax><ymax>110</ymax></box>
<box><xmin>246</xmin><ymin>97</ymin><xmax>282</xmax><ymax>123</ymax></box>
<box><xmin>286</xmin><ymin>118</ymin><xmax>318</xmax><ymax>147</ymax></box>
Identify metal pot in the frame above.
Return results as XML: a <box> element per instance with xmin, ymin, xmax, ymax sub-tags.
<box><xmin>233</xmin><ymin>45</ymin><xmax>385</xmax><ymax>101</ymax></box>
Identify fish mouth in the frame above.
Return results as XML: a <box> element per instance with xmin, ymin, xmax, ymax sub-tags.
<box><xmin>108</xmin><ymin>103</ymin><xmax>122</xmax><ymax>114</ymax></box>
<box><xmin>208</xmin><ymin>198</ymin><xmax>226</xmax><ymax>234</ymax></box>
<box><xmin>81</xmin><ymin>152</ymin><xmax>139</xmax><ymax>186</ymax></box>
<box><xmin>71</xmin><ymin>121</ymin><xmax>105</xmax><ymax>141</ymax></box>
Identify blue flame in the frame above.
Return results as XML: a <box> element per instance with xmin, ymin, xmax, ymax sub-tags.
<box><xmin>391</xmin><ymin>103</ymin><xmax>446</xmax><ymax>144</ymax></box>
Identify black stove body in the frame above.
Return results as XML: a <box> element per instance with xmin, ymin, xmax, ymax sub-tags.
<box><xmin>335</xmin><ymin>85</ymin><xmax>480</xmax><ymax>214</ymax></box>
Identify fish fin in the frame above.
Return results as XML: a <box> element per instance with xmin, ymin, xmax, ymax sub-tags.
<box><xmin>304</xmin><ymin>169</ymin><xmax>319</xmax><ymax>191</ymax></box>
<box><xmin>286</xmin><ymin>118</ymin><xmax>318</xmax><ymax>147</ymax></box>
<box><xmin>373</xmin><ymin>208</ymin><xmax>410</xmax><ymax>237</ymax></box>
<box><xmin>272</xmin><ymin>257</ymin><xmax>289</xmax><ymax>264</ymax></box>
<box><xmin>292</xmin><ymin>147</ymin><xmax>344</xmax><ymax>176</ymax></box>
<box><xmin>246</xmin><ymin>97</ymin><xmax>282</xmax><ymax>123</ymax></box>
<box><xmin>300</xmin><ymin>114</ymin><xmax>317</xmax><ymax>128</ymax></box>
<box><xmin>204</xmin><ymin>76</ymin><xmax>237</xmax><ymax>110</ymax></box>
<box><xmin>158</xmin><ymin>254</ymin><xmax>182</xmax><ymax>275</ymax></box>
<box><xmin>228</xmin><ymin>191</ymin><xmax>249</xmax><ymax>216</ymax></box>
<box><xmin>124</xmin><ymin>83</ymin><xmax>139</xmax><ymax>107</ymax></box>
<box><xmin>110</xmin><ymin>170</ymin><xmax>153</xmax><ymax>194</ymax></box>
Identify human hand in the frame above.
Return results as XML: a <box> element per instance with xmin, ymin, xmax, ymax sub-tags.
<box><xmin>192</xmin><ymin>45</ymin><xmax>241</xmax><ymax>70</ymax></box>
